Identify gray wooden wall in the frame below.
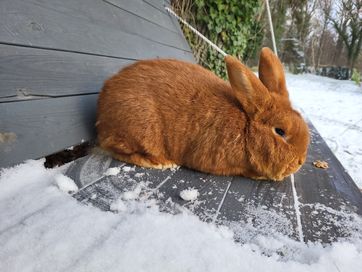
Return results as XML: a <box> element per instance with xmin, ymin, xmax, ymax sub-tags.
<box><xmin>0</xmin><ymin>0</ymin><xmax>194</xmax><ymax>167</ymax></box>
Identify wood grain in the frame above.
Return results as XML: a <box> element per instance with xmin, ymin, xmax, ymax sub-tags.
<box><xmin>0</xmin><ymin>44</ymin><xmax>132</xmax><ymax>100</ymax></box>
<box><xmin>105</xmin><ymin>0</ymin><xmax>175</xmax><ymax>32</ymax></box>
<box><xmin>0</xmin><ymin>94</ymin><xmax>98</xmax><ymax>167</ymax></box>
<box><xmin>0</xmin><ymin>0</ymin><xmax>193</xmax><ymax>59</ymax></box>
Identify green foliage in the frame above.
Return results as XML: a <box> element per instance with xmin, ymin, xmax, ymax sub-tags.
<box><xmin>351</xmin><ymin>69</ymin><xmax>361</xmax><ymax>86</ymax></box>
<box><xmin>175</xmin><ymin>0</ymin><xmax>263</xmax><ymax>78</ymax></box>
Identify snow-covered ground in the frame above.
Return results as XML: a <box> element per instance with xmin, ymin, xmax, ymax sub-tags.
<box><xmin>1</xmin><ymin>74</ymin><xmax>362</xmax><ymax>271</ymax></box>
<box><xmin>1</xmin><ymin>160</ymin><xmax>362</xmax><ymax>271</ymax></box>
<box><xmin>287</xmin><ymin>74</ymin><xmax>362</xmax><ymax>188</ymax></box>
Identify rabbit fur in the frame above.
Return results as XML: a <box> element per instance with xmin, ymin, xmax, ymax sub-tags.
<box><xmin>96</xmin><ymin>47</ymin><xmax>310</xmax><ymax>181</ymax></box>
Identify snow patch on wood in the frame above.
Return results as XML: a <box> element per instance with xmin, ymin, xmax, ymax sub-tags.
<box><xmin>180</xmin><ymin>188</ymin><xmax>199</xmax><ymax>201</ymax></box>
<box><xmin>55</xmin><ymin>174</ymin><xmax>78</xmax><ymax>194</ymax></box>
<box><xmin>105</xmin><ymin>167</ymin><xmax>121</xmax><ymax>176</ymax></box>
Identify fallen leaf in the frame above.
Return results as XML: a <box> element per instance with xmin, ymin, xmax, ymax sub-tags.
<box><xmin>313</xmin><ymin>160</ymin><xmax>329</xmax><ymax>169</ymax></box>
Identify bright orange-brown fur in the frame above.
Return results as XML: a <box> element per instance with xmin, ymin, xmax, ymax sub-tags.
<box><xmin>96</xmin><ymin>47</ymin><xmax>310</xmax><ymax>181</ymax></box>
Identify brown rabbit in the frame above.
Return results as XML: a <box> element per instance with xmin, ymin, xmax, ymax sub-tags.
<box><xmin>96</xmin><ymin>47</ymin><xmax>309</xmax><ymax>181</ymax></box>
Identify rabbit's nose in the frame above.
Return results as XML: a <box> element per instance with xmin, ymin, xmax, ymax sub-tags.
<box><xmin>298</xmin><ymin>159</ymin><xmax>303</xmax><ymax>165</ymax></box>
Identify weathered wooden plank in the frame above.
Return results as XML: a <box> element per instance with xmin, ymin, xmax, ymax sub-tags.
<box><xmin>112</xmin><ymin>0</ymin><xmax>191</xmax><ymax>58</ymax></box>
<box><xmin>71</xmin><ymin>157</ymin><xmax>178</xmax><ymax>211</ymax></box>
<box><xmin>0</xmin><ymin>0</ymin><xmax>193</xmax><ymax>60</ymax></box>
<box><xmin>143</xmin><ymin>0</ymin><xmax>169</xmax><ymax>14</ymax></box>
<box><xmin>68</xmin><ymin>155</ymin><xmax>296</xmax><ymax>239</ymax></box>
<box><xmin>0</xmin><ymin>44</ymin><xmax>132</xmax><ymax>100</ymax></box>
<box><xmin>69</xmin><ymin>157</ymin><xmax>232</xmax><ymax>221</ymax></box>
<box><xmin>155</xmin><ymin>168</ymin><xmax>232</xmax><ymax>222</ymax></box>
<box><xmin>14</xmin><ymin>0</ymin><xmax>190</xmax><ymax>52</ymax></box>
<box><xmin>295</xmin><ymin>123</ymin><xmax>362</xmax><ymax>242</ymax></box>
<box><xmin>139</xmin><ymin>0</ymin><xmax>192</xmax><ymax>54</ymax></box>
<box><xmin>160</xmin><ymin>1</ymin><xmax>195</xmax><ymax>54</ymax></box>
<box><xmin>105</xmin><ymin>0</ymin><xmax>175</xmax><ymax>32</ymax></box>
<box><xmin>296</xmin><ymin>125</ymin><xmax>362</xmax><ymax>211</ymax></box>
<box><xmin>216</xmin><ymin>176</ymin><xmax>300</xmax><ymax>241</ymax></box>
<box><xmin>0</xmin><ymin>94</ymin><xmax>98</xmax><ymax>167</ymax></box>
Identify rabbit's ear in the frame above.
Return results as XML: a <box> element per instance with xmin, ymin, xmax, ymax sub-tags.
<box><xmin>258</xmin><ymin>47</ymin><xmax>288</xmax><ymax>97</ymax></box>
<box><xmin>225</xmin><ymin>55</ymin><xmax>271</xmax><ymax>116</ymax></box>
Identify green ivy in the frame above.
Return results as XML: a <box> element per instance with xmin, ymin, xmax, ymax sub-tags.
<box><xmin>176</xmin><ymin>0</ymin><xmax>263</xmax><ymax>78</ymax></box>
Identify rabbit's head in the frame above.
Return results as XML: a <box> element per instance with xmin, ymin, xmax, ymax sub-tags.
<box><xmin>225</xmin><ymin>47</ymin><xmax>310</xmax><ymax>181</ymax></box>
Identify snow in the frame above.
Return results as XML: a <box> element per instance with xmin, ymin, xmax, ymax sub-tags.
<box><xmin>110</xmin><ymin>198</ymin><xmax>127</xmax><ymax>212</ymax></box>
<box><xmin>122</xmin><ymin>166</ymin><xmax>135</xmax><ymax>172</ymax></box>
<box><xmin>54</xmin><ymin>173</ymin><xmax>78</xmax><ymax>194</ymax></box>
<box><xmin>180</xmin><ymin>188</ymin><xmax>199</xmax><ymax>201</ymax></box>
<box><xmin>286</xmin><ymin>74</ymin><xmax>362</xmax><ymax>187</ymax></box>
<box><xmin>121</xmin><ymin>185</ymin><xmax>142</xmax><ymax>200</ymax></box>
<box><xmin>104</xmin><ymin>167</ymin><xmax>121</xmax><ymax>176</ymax></box>
<box><xmin>1</xmin><ymin>160</ymin><xmax>362</xmax><ymax>271</ymax></box>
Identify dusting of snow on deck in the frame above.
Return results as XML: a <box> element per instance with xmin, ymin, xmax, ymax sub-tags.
<box><xmin>104</xmin><ymin>167</ymin><xmax>121</xmax><ymax>176</ymax></box>
<box><xmin>122</xmin><ymin>166</ymin><xmax>135</xmax><ymax>172</ymax></box>
<box><xmin>180</xmin><ymin>188</ymin><xmax>199</xmax><ymax>201</ymax></box>
<box><xmin>121</xmin><ymin>184</ymin><xmax>142</xmax><ymax>200</ymax></box>
<box><xmin>1</xmin><ymin>160</ymin><xmax>362</xmax><ymax>271</ymax></box>
<box><xmin>287</xmin><ymin>74</ymin><xmax>362</xmax><ymax>187</ymax></box>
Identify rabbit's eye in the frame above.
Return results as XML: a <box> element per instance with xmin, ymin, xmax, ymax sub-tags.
<box><xmin>275</xmin><ymin>128</ymin><xmax>285</xmax><ymax>137</ymax></box>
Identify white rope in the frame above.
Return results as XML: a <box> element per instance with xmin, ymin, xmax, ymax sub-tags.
<box><xmin>165</xmin><ymin>7</ymin><xmax>227</xmax><ymax>57</ymax></box>
<box><xmin>265</xmin><ymin>0</ymin><xmax>278</xmax><ymax>56</ymax></box>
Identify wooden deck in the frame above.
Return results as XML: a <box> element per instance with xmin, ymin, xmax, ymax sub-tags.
<box><xmin>66</xmin><ymin>122</ymin><xmax>362</xmax><ymax>244</ymax></box>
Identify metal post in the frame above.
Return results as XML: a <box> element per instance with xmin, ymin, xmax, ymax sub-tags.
<box><xmin>265</xmin><ymin>0</ymin><xmax>278</xmax><ymax>56</ymax></box>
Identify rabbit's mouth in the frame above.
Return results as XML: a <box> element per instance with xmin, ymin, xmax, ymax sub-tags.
<box><xmin>281</xmin><ymin>161</ymin><xmax>303</xmax><ymax>179</ymax></box>
<box><xmin>266</xmin><ymin>158</ymin><xmax>304</xmax><ymax>181</ymax></box>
